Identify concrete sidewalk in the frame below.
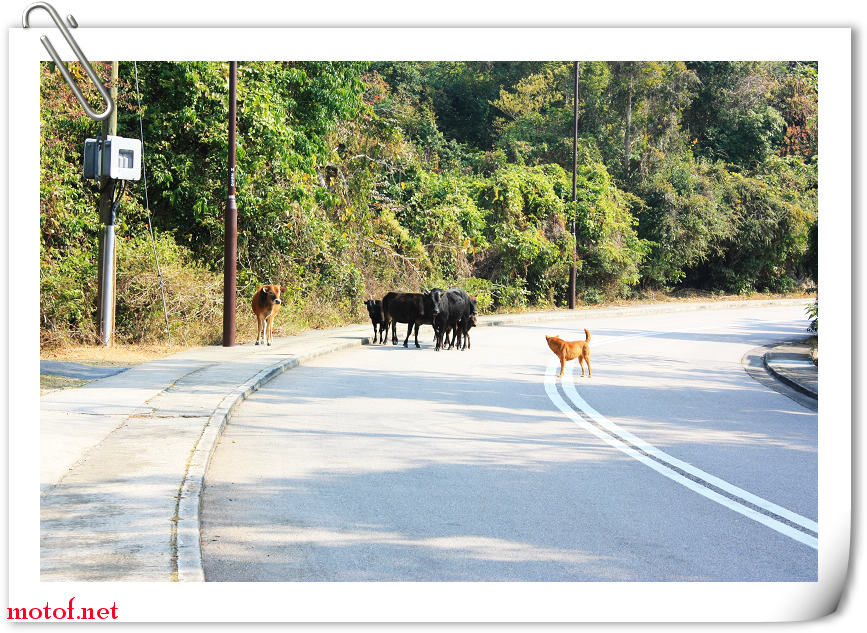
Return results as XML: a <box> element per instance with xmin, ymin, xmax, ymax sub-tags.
<box><xmin>39</xmin><ymin>298</ymin><xmax>813</xmax><ymax>582</ymax></box>
<box><xmin>40</xmin><ymin>324</ymin><xmax>375</xmax><ymax>581</ymax></box>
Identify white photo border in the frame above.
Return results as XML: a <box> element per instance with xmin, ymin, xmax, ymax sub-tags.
<box><xmin>9</xmin><ymin>26</ymin><xmax>851</xmax><ymax>622</ymax></box>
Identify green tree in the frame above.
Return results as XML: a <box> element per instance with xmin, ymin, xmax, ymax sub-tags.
<box><xmin>684</xmin><ymin>62</ymin><xmax>787</xmax><ymax>167</ymax></box>
<box><xmin>684</xmin><ymin>156</ymin><xmax>817</xmax><ymax>293</ymax></box>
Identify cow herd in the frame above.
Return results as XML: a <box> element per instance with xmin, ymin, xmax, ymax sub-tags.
<box><xmin>364</xmin><ymin>289</ymin><xmax>478</xmax><ymax>351</ymax></box>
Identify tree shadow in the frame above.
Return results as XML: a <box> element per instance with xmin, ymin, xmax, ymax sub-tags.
<box><xmin>200</xmin><ymin>460</ymin><xmax>818</xmax><ymax>582</ymax></box>
<box><xmin>200</xmin><ymin>359</ymin><xmax>818</xmax><ymax>582</ymax></box>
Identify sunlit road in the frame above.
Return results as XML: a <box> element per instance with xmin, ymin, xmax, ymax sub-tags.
<box><xmin>201</xmin><ymin>303</ymin><xmax>817</xmax><ymax>581</ymax></box>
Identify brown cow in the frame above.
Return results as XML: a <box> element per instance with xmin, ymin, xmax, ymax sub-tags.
<box><xmin>252</xmin><ymin>284</ymin><xmax>283</xmax><ymax>346</ymax></box>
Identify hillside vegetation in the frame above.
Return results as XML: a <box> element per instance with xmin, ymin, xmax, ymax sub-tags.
<box><xmin>40</xmin><ymin>60</ymin><xmax>818</xmax><ymax>347</ymax></box>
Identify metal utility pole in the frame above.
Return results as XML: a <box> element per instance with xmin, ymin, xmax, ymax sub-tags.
<box><xmin>97</xmin><ymin>60</ymin><xmax>119</xmax><ymax>345</ymax></box>
<box><xmin>222</xmin><ymin>61</ymin><xmax>238</xmax><ymax>347</ymax></box>
<box><xmin>568</xmin><ymin>61</ymin><xmax>580</xmax><ymax>309</ymax></box>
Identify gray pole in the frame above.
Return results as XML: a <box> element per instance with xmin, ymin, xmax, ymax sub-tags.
<box><xmin>568</xmin><ymin>61</ymin><xmax>579</xmax><ymax>309</ymax></box>
<box><xmin>97</xmin><ymin>61</ymin><xmax>119</xmax><ymax>345</ymax></box>
<box><xmin>223</xmin><ymin>61</ymin><xmax>238</xmax><ymax>347</ymax></box>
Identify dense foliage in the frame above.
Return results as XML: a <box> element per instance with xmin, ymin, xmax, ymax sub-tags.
<box><xmin>39</xmin><ymin>60</ymin><xmax>818</xmax><ymax>346</ymax></box>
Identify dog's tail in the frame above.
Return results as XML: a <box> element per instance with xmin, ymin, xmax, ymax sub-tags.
<box><xmin>584</xmin><ymin>328</ymin><xmax>591</xmax><ymax>342</ymax></box>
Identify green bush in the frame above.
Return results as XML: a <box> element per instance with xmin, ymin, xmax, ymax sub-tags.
<box><xmin>115</xmin><ymin>232</ymin><xmax>222</xmax><ymax>345</ymax></box>
<box><xmin>583</xmin><ymin>288</ymin><xmax>605</xmax><ymax>305</ymax></box>
<box><xmin>458</xmin><ymin>277</ymin><xmax>494</xmax><ymax>314</ymax></box>
<box><xmin>492</xmin><ymin>280</ymin><xmax>530</xmax><ymax>309</ymax></box>
<box><xmin>40</xmin><ymin>242</ymin><xmax>100</xmax><ymax>345</ymax></box>
<box><xmin>690</xmin><ymin>157</ymin><xmax>816</xmax><ymax>293</ymax></box>
<box><xmin>806</xmin><ymin>300</ymin><xmax>818</xmax><ymax>332</ymax></box>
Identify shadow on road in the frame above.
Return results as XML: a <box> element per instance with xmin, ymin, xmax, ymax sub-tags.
<box><xmin>200</xmin><ymin>459</ymin><xmax>818</xmax><ymax>582</ymax></box>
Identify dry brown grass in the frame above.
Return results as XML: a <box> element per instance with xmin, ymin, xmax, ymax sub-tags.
<box><xmin>41</xmin><ymin>290</ymin><xmax>814</xmax><ymax>365</ymax></box>
<box><xmin>40</xmin><ymin>342</ymin><xmax>187</xmax><ymax>364</ymax></box>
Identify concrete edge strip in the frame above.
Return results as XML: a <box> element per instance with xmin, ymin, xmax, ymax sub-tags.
<box><xmin>763</xmin><ymin>354</ymin><xmax>818</xmax><ymax>400</ymax></box>
<box><xmin>174</xmin><ymin>338</ymin><xmax>370</xmax><ymax>581</ymax></box>
<box><xmin>740</xmin><ymin>345</ymin><xmax>818</xmax><ymax>413</ymax></box>
<box><xmin>173</xmin><ymin>297</ymin><xmax>808</xmax><ymax>581</ymax></box>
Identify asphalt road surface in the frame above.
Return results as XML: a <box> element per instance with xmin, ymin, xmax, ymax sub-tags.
<box><xmin>201</xmin><ymin>303</ymin><xmax>817</xmax><ymax>581</ymax></box>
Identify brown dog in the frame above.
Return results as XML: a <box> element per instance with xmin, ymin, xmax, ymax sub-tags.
<box><xmin>546</xmin><ymin>329</ymin><xmax>591</xmax><ymax>378</ymax></box>
<box><xmin>252</xmin><ymin>284</ymin><xmax>283</xmax><ymax>346</ymax></box>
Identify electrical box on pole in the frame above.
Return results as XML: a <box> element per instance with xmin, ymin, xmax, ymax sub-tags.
<box><xmin>85</xmin><ymin>134</ymin><xmax>143</xmax><ymax>347</ymax></box>
<box><xmin>83</xmin><ymin>135</ymin><xmax>142</xmax><ymax>181</ymax></box>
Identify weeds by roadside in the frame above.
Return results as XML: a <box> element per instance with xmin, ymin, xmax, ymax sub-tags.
<box><xmin>41</xmin><ymin>290</ymin><xmax>816</xmax><ymax>366</ymax></box>
<box><xmin>808</xmin><ymin>335</ymin><xmax>819</xmax><ymax>366</ymax></box>
<box><xmin>40</xmin><ymin>374</ymin><xmax>92</xmax><ymax>395</ymax></box>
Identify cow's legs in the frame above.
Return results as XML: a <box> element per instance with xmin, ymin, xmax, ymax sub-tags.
<box><xmin>255</xmin><ymin>315</ymin><xmax>264</xmax><ymax>345</ymax></box>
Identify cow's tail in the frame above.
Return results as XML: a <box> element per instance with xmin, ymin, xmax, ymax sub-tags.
<box><xmin>584</xmin><ymin>328</ymin><xmax>591</xmax><ymax>342</ymax></box>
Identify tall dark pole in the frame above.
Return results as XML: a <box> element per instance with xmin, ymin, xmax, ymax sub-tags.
<box><xmin>223</xmin><ymin>61</ymin><xmax>238</xmax><ymax>347</ymax></box>
<box><xmin>97</xmin><ymin>61</ymin><xmax>119</xmax><ymax>344</ymax></box>
<box><xmin>568</xmin><ymin>61</ymin><xmax>579</xmax><ymax>309</ymax></box>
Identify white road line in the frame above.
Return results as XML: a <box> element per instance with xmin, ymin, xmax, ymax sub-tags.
<box><xmin>560</xmin><ymin>368</ymin><xmax>819</xmax><ymax>534</ymax></box>
<box><xmin>566</xmin><ymin>322</ymin><xmax>818</xmax><ymax>533</ymax></box>
<box><xmin>544</xmin><ymin>361</ymin><xmax>818</xmax><ymax>550</ymax></box>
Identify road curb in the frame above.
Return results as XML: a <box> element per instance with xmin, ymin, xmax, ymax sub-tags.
<box><xmin>176</xmin><ymin>297</ymin><xmax>808</xmax><ymax>581</ymax></box>
<box><xmin>175</xmin><ymin>336</ymin><xmax>371</xmax><ymax>582</ymax></box>
<box><xmin>763</xmin><ymin>353</ymin><xmax>818</xmax><ymax>400</ymax></box>
<box><xmin>741</xmin><ymin>344</ymin><xmax>817</xmax><ymax>412</ymax></box>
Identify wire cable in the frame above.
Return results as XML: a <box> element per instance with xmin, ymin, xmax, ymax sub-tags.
<box><xmin>133</xmin><ymin>61</ymin><xmax>171</xmax><ymax>343</ymax></box>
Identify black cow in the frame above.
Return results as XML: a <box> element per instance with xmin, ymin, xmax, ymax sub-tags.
<box><xmin>453</xmin><ymin>297</ymin><xmax>478</xmax><ymax>350</ymax></box>
<box><xmin>364</xmin><ymin>299</ymin><xmax>387</xmax><ymax>344</ymax></box>
<box><xmin>442</xmin><ymin>296</ymin><xmax>478</xmax><ymax>350</ymax></box>
<box><xmin>382</xmin><ymin>291</ymin><xmax>437</xmax><ymax>348</ymax></box>
<box><xmin>431</xmin><ymin>288</ymin><xmax>476</xmax><ymax>351</ymax></box>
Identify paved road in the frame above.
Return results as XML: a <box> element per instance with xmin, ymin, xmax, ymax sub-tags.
<box><xmin>201</xmin><ymin>304</ymin><xmax>817</xmax><ymax>581</ymax></box>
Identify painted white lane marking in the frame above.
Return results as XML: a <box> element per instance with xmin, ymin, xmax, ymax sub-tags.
<box><xmin>544</xmin><ymin>361</ymin><xmax>818</xmax><ymax>549</ymax></box>
<box><xmin>560</xmin><ymin>367</ymin><xmax>819</xmax><ymax>534</ymax></box>
<box><xmin>573</xmin><ymin>323</ymin><xmax>818</xmax><ymax>533</ymax></box>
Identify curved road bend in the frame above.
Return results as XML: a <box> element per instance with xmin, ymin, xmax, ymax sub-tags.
<box><xmin>201</xmin><ymin>303</ymin><xmax>816</xmax><ymax>581</ymax></box>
